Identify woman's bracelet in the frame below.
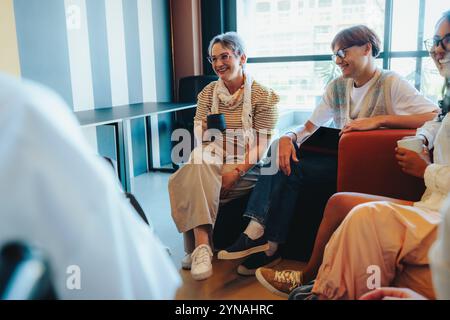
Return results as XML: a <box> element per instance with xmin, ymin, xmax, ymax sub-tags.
<box><xmin>284</xmin><ymin>131</ymin><xmax>298</xmax><ymax>143</ymax></box>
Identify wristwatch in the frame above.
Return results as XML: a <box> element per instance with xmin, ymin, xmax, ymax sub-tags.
<box><xmin>234</xmin><ymin>167</ymin><xmax>246</xmax><ymax>177</ymax></box>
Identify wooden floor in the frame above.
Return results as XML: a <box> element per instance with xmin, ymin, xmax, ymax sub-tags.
<box><xmin>133</xmin><ymin>172</ymin><xmax>306</xmax><ymax>300</ymax></box>
<box><xmin>175</xmin><ymin>257</ymin><xmax>306</xmax><ymax>300</ymax></box>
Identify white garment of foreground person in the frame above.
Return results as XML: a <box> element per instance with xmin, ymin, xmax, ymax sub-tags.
<box><xmin>0</xmin><ymin>73</ymin><xmax>181</xmax><ymax>299</ymax></box>
<box><xmin>429</xmin><ymin>195</ymin><xmax>450</xmax><ymax>299</ymax></box>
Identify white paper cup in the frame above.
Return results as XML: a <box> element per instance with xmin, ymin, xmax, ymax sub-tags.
<box><xmin>397</xmin><ymin>136</ymin><xmax>423</xmax><ymax>153</ymax></box>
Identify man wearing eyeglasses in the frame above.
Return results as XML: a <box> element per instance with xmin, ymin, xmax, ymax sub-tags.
<box><xmin>425</xmin><ymin>15</ymin><xmax>450</xmax><ymax>122</ymax></box>
<box><xmin>219</xmin><ymin>25</ymin><xmax>439</xmax><ymax>281</ymax></box>
<box><xmin>288</xmin><ymin>11</ymin><xmax>450</xmax><ymax>300</ymax></box>
<box><xmin>425</xmin><ymin>27</ymin><xmax>450</xmax><ymax>79</ymax></box>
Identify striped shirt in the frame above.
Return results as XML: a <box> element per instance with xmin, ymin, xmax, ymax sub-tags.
<box><xmin>194</xmin><ymin>80</ymin><xmax>279</xmax><ymax>133</ymax></box>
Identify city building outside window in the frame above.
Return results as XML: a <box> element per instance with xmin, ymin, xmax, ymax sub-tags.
<box><xmin>236</xmin><ymin>0</ymin><xmax>448</xmax><ymax>112</ymax></box>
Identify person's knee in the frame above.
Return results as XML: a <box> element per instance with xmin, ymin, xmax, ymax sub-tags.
<box><xmin>326</xmin><ymin>193</ymin><xmax>346</xmax><ymax>209</ymax></box>
<box><xmin>323</xmin><ymin>193</ymin><xmax>353</xmax><ymax>219</ymax></box>
<box><xmin>335</xmin><ymin>204</ymin><xmax>375</xmax><ymax>235</ymax></box>
<box><xmin>344</xmin><ymin>201</ymin><xmax>389</xmax><ymax>227</ymax></box>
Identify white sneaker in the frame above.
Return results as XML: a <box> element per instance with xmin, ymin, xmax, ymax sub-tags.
<box><xmin>190</xmin><ymin>244</ymin><xmax>213</xmax><ymax>281</ymax></box>
<box><xmin>181</xmin><ymin>253</ymin><xmax>192</xmax><ymax>270</ymax></box>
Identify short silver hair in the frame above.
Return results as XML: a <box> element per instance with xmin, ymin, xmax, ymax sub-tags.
<box><xmin>208</xmin><ymin>32</ymin><xmax>246</xmax><ymax>57</ymax></box>
<box><xmin>440</xmin><ymin>10</ymin><xmax>450</xmax><ymax>24</ymax></box>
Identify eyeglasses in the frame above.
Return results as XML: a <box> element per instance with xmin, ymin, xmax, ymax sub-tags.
<box><xmin>331</xmin><ymin>45</ymin><xmax>357</xmax><ymax>63</ymax></box>
<box><xmin>207</xmin><ymin>53</ymin><xmax>234</xmax><ymax>64</ymax></box>
<box><xmin>424</xmin><ymin>33</ymin><xmax>450</xmax><ymax>53</ymax></box>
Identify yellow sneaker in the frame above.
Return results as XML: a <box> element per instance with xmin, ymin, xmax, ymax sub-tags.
<box><xmin>255</xmin><ymin>267</ymin><xmax>303</xmax><ymax>298</ymax></box>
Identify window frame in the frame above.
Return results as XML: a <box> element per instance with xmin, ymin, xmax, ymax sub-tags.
<box><xmin>226</xmin><ymin>0</ymin><xmax>430</xmax><ymax>91</ymax></box>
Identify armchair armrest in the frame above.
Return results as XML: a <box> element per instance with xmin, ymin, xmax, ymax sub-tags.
<box><xmin>337</xmin><ymin>129</ymin><xmax>425</xmax><ymax>201</ymax></box>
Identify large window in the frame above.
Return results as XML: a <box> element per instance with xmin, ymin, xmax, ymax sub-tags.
<box><xmin>236</xmin><ymin>0</ymin><xmax>448</xmax><ymax>110</ymax></box>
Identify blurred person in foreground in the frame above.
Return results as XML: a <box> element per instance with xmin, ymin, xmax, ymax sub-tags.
<box><xmin>0</xmin><ymin>72</ymin><xmax>181</xmax><ymax>299</ymax></box>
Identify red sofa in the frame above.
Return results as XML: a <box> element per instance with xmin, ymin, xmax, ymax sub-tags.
<box><xmin>337</xmin><ymin>129</ymin><xmax>426</xmax><ymax>202</ymax></box>
<box><xmin>214</xmin><ymin>129</ymin><xmax>427</xmax><ymax>261</ymax></box>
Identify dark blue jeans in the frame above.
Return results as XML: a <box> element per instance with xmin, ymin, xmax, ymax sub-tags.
<box><xmin>243</xmin><ymin>146</ymin><xmax>338</xmax><ymax>244</ymax></box>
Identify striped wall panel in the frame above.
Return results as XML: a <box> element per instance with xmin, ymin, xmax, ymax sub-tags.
<box><xmin>65</xmin><ymin>0</ymin><xmax>95</xmax><ymax>112</ymax></box>
<box><xmin>123</xmin><ymin>0</ymin><xmax>147</xmax><ymax>175</ymax></box>
<box><xmin>14</xmin><ymin>0</ymin><xmax>74</xmax><ymax>107</ymax></box>
<box><xmin>0</xmin><ymin>0</ymin><xmax>174</xmax><ymax>176</ymax></box>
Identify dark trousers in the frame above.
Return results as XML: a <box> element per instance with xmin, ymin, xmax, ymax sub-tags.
<box><xmin>243</xmin><ymin>145</ymin><xmax>338</xmax><ymax>250</ymax></box>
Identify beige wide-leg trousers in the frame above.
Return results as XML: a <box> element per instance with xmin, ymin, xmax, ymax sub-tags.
<box><xmin>312</xmin><ymin>201</ymin><xmax>440</xmax><ymax>299</ymax></box>
<box><xmin>169</xmin><ymin>137</ymin><xmax>259</xmax><ymax>253</ymax></box>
